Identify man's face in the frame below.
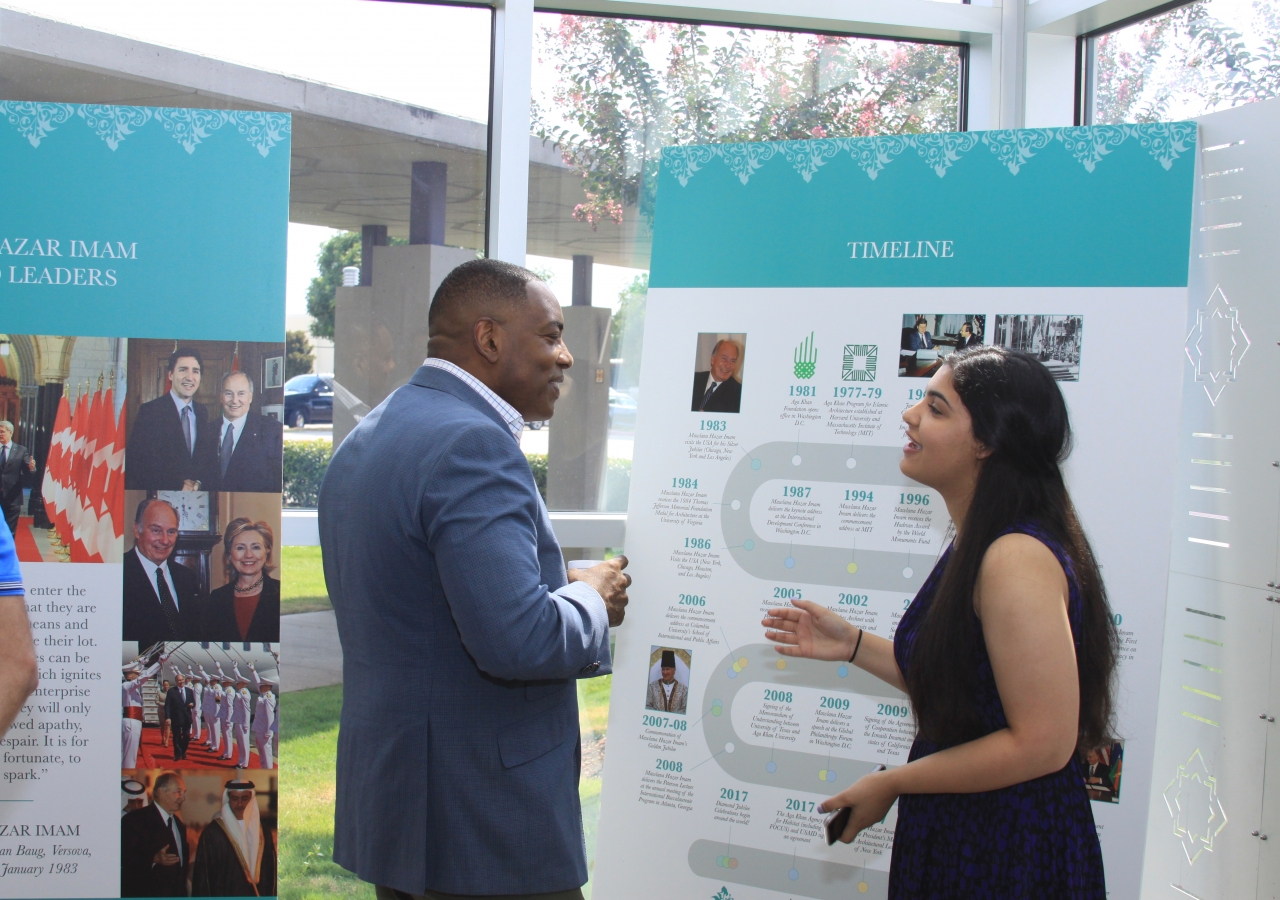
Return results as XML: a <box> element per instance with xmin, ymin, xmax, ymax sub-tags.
<box><xmin>134</xmin><ymin>503</ymin><xmax>179</xmax><ymax>564</ymax></box>
<box><xmin>494</xmin><ymin>282</ymin><xmax>573</xmax><ymax>422</ymax></box>
<box><xmin>220</xmin><ymin>373</ymin><xmax>253</xmax><ymax>421</ymax></box>
<box><xmin>0</xmin><ymin>424</ymin><xmax>12</xmax><ymax>444</ymax></box>
<box><xmin>124</xmin><ymin>798</ymin><xmax>146</xmax><ymax>813</ymax></box>
<box><xmin>227</xmin><ymin>790</ymin><xmax>253</xmax><ymax>820</ymax></box>
<box><xmin>710</xmin><ymin>343</ymin><xmax>739</xmax><ymax>382</ymax></box>
<box><xmin>170</xmin><ymin>357</ymin><xmax>201</xmax><ymax>401</ymax></box>
<box><xmin>661</xmin><ymin>666</ymin><xmax>676</xmax><ymax>684</ymax></box>
<box><xmin>155</xmin><ymin>778</ymin><xmax>186</xmax><ymax>814</ymax></box>
<box><xmin>917</xmin><ymin>322</ymin><xmax>928</xmax><ymax>334</ymax></box>
<box><xmin>175</xmin><ymin>675</ymin><xmax>185</xmax><ymax>686</ymax></box>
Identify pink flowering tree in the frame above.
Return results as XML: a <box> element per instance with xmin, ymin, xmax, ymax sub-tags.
<box><xmin>532</xmin><ymin>17</ymin><xmax>962</xmax><ymax>227</ymax></box>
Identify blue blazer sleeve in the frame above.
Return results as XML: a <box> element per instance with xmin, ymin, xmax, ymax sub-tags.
<box><xmin>0</xmin><ymin>522</ymin><xmax>21</xmax><ymax>595</ymax></box>
<box><xmin>422</xmin><ymin>423</ymin><xmax>610</xmax><ymax>682</ymax></box>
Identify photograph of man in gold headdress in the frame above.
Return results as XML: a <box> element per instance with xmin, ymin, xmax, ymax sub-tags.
<box><xmin>645</xmin><ymin>648</ymin><xmax>690</xmax><ymax>715</ymax></box>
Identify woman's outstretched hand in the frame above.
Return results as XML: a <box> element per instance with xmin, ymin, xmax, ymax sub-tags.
<box><xmin>762</xmin><ymin>600</ymin><xmax>859</xmax><ymax>662</ymax></box>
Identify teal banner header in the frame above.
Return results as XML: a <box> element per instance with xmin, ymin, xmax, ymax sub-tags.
<box><xmin>0</xmin><ymin>103</ymin><xmax>289</xmax><ymax>341</ymax></box>
<box><xmin>650</xmin><ymin>124</ymin><xmax>1197</xmax><ymax>288</ymax></box>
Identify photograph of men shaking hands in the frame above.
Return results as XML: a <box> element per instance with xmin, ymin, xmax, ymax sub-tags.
<box><xmin>125</xmin><ymin>340</ymin><xmax>284</xmax><ymax>494</ymax></box>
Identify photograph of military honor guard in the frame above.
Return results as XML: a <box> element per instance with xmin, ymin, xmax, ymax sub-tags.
<box><xmin>123</xmin><ymin>491</ymin><xmax>282</xmax><ymax>644</ymax></box>
<box><xmin>691</xmin><ymin>332</ymin><xmax>746</xmax><ymax>413</ymax></box>
<box><xmin>124</xmin><ymin>338</ymin><xmax>285</xmax><ymax>493</ymax></box>
<box><xmin>644</xmin><ymin>646</ymin><xmax>691</xmax><ymax>715</ymax></box>
<box><xmin>122</xmin><ymin>642</ymin><xmax>279</xmax><ymax>770</ymax></box>
<box><xmin>0</xmin><ymin>334</ymin><xmax>128</xmax><ymax>562</ymax></box>
<box><xmin>121</xmin><ymin>769</ymin><xmax>277</xmax><ymax>898</ymax></box>
<box><xmin>898</xmin><ymin>313</ymin><xmax>986</xmax><ymax>378</ymax></box>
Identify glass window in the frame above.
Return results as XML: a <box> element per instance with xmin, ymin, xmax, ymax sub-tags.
<box><xmin>0</xmin><ymin>0</ymin><xmax>492</xmax><ymax>504</ymax></box>
<box><xmin>526</xmin><ymin>15</ymin><xmax>966</xmax><ymax>892</ymax></box>
<box><xmin>1086</xmin><ymin>0</ymin><xmax>1280</xmax><ymax>124</ymax></box>
<box><xmin>527</xmin><ymin>13</ymin><xmax>965</xmax><ymax>509</ymax></box>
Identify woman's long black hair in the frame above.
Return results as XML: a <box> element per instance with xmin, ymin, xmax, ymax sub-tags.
<box><xmin>903</xmin><ymin>346</ymin><xmax>1118</xmax><ymax>754</ymax></box>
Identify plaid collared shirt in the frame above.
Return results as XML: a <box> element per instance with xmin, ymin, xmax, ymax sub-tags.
<box><xmin>422</xmin><ymin>358</ymin><xmax>524</xmax><ymax>442</ymax></box>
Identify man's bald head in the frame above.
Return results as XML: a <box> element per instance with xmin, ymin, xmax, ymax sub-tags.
<box><xmin>428</xmin><ymin>258</ymin><xmax>543</xmax><ymax>338</ymax></box>
<box><xmin>426</xmin><ymin>258</ymin><xmax>573</xmax><ymax>422</ymax></box>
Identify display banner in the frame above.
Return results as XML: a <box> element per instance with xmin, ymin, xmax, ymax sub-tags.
<box><xmin>0</xmin><ymin>104</ymin><xmax>287</xmax><ymax>899</ymax></box>
<box><xmin>594</xmin><ymin>125</ymin><xmax>1197</xmax><ymax>900</ymax></box>
<box><xmin>1140</xmin><ymin>99</ymin><xmax>1280</xmax><ymax>898</ymax></box>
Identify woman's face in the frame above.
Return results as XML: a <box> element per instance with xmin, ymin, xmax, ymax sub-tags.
<box><xmin>230</xmin><ymin>531</ymin><xmax>267</xmax><ymax>578</ymax></box>
<box><xmin>900</xmin><ymin>365</ymin><xmax>987</xmax><ymax>495</ymax></box>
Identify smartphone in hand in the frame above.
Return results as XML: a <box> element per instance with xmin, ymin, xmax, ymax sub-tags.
<box><xmin>823</xmin><ymin>764</ymin><xmax>888</xmax><ymax>845</ymax></box>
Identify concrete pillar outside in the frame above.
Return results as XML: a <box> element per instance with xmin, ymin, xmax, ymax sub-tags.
<box><xmin>332</xmin><ymin>243</ymin><xmax>475</xmax><ymax>446</ymax></box>
<box><xmin>572</xmin><ymin>254</ymin><xmax>593</xmax><ymax>306</ymax></box>
<box><xmin>360</xmin><ymin>224</ymin><xmax>388</xmax><ymax>287</ymax></box>
<box><xmin>411</xmin><ymin>161</ymin><xmax>448</xmax><ymax>246</ymax></box>
<box><xmin>547</xmin><ymin>305</ymin><xmax>611</xmax><ymax>510</ymax></box>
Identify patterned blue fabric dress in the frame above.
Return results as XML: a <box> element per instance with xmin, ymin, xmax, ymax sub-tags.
<box><xmin>889</xmin><ymin>524</ymin><xmax>1106</xmax><ymax>898</ymax></box>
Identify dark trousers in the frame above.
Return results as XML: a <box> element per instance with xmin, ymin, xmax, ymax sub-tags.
<box><xmin>171</xmin><ymin>720</ymin><xmax>191</xmax><ymax>760</ymax></box>
<box><xmin>2</xmin><ymin>502</ymin><xmax>17</xmax><ymax>537</ymax></box>
<box><xmin>376</xmin><ymin>885</ymin><xmax>584</xmax><ymax>900</ymax></box>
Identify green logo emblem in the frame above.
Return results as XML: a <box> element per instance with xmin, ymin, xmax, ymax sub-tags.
<box><xmin>842</xmin><ymin>344</ymin><xmax>878</xmax><ymax>382</ymax></box>
<box><xmin>713</xmin><ymin>888</ymin><xmax>734</xmax><ymax>900</ymax></box>
<box><xmin>794</xmin><ymin>332</ymin><xmax>817</xmax><ymax>379</ymax></box>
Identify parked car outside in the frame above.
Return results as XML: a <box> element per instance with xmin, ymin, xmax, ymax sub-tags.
<box><xmin>284</xmin><ymin>373</ymin><xmax>334</xmax><ymax>428</ymax></box>
<box><xmin>609</xmin><ymin>388</ymin><xmax>637</xmax><ymax>429</ymax></box>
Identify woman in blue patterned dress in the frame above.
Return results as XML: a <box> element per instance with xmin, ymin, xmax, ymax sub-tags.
<box><xmin>763</xmin><ymin>346</ymin><xmax>1115</xmax><ymax>898</ymax></box>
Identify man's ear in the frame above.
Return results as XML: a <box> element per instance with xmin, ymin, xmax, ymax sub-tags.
<box><xmin>473</xmin><ymin>318</ymin><xmax>502</xmax><ymax>364</ymax></box>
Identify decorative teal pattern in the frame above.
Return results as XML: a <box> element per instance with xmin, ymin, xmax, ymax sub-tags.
<box><xmin>650</xmin><ymin>123</ymin><xmax>1196</xmax><ymax>289</ymax></box>
<box><xmin>0</xmin><ymin>103</ymin><xmax>289</xmax><ymax>341</ymax></box>
<box><xmin>0</xmin><ymin>101</ymin><xmax>291</xmax><ymax>156</ymax></box>
<box><xmin>660</xmin><ymin>123</ymin><xmax>1197</xmax><ymax>185</ymax></box>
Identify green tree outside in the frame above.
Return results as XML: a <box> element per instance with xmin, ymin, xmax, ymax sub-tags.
<box><xmin>305</xmin><ymin>232</ymin><xmax>361</xmax><ymax>341</ymax></box>
<box><xmin>286</xmin><ymin>330</ymin><xmax>315</xmax><ymax>379</ymax></box>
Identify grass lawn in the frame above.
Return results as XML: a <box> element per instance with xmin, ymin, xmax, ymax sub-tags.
<box><xmin>281</xmin><ymin>546</ymin><xmax>332</xmax><ymax>615</ymax></box>
<box><xmin>278</xmin><ymin>685</ymin><xmax>372</xmax><ymax>900</ymax></box>
<box><xmin>279</xmin><ymin>676</ymin><xmax>614</xmax><ymax>900</ymax></box>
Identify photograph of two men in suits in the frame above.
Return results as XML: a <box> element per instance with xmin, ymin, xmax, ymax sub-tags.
<box><xmin>125</xmin><ymin>342</ymin><xmax>284</xmax><ymax>494</ymax></box>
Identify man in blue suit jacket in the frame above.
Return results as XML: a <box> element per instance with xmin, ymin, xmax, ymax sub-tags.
<box><xmin>320</xmin><ymin>259</ymin><xmax>630</xmax><ymax>900</ymax></box>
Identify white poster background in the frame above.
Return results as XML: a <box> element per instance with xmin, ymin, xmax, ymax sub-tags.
<box><xmin>0</xmin><ymin>564</ymin><xmax>121</xmax><ymax>898</ymax></box>
<box><xmin>594</xmin><ymin>286</ymin><xmax>1185</xmax><ymax>900</ymax></box>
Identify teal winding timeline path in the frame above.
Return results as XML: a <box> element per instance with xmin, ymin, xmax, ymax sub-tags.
<box><xmin>701</xmin><ymin>642</ymin><xmax>906</xmax><ymax>792</ymax></box>
<box><xmin>690</xmin><ymin>643</ymin><xmax>903</xmax><ymax>898</ymax></box>
<box><xmin>720</xmin><ymin>441</ymin><xmax>934</xmax><ymax>593</ymax></box>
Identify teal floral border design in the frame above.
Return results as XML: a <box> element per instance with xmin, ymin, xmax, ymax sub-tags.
<box><xmin>663</xmin><ymin>123</ymin><xmax>1197</xmax><ymax>186</ymax></box>
<box><xmin>0</xmin><ymin>102</ymin><xmax>291</xmax><ymax>157</ymax></box>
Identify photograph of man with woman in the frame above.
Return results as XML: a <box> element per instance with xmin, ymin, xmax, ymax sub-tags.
<box><xmin>122</xmin><ymin>492</ymin><xmax>281</xmax><ymax>644</ymax></box>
